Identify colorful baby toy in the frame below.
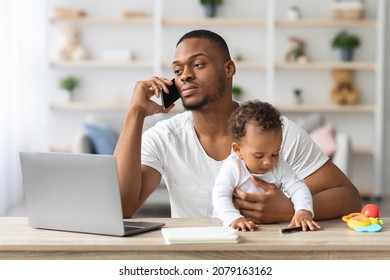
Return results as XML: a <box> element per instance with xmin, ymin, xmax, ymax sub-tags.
<box><xmin>342</xmin><ymin>204</ymin><xmax>384</xmax><ymax>233</ymax></box>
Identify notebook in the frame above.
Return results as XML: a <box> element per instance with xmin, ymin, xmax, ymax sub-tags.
<box><xmin>19</xmin><ymin>152</ymin><xmax>165</xmax><ymax>237</ymax></box>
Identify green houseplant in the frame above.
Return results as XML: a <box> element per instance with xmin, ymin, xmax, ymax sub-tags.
<box><xmin>59</xmin><ymin>76</ymin><xmax>79</xmax><ymax>101</ymax></box>
<box><xmin>199</xmin><ymin>0</ymin><xmax>224</xmax><ymax>17</ymax></box>
<box><xmin>293</xmin><ymin>88</ymin><xmax>303</xmax><ymax>104</ymax></box>
<box><xmin>331</xmin><ymin>30</ymin><xmax>360</xmax><ymax>61</ymax></box>
<box><xmin>232</xmin><ymin>85</ymin><xmax>242</xmax><ymax>100</ymax></box>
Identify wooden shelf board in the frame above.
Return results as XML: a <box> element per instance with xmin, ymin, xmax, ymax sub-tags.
<box><xmin>277</xmin><ymin>104</ymin><xmax>375</xmax><ymax>113</ymax></box>
<box><xmin>358</xmin><ymin>186</ymin><xmax>374</xmax><ymax>197</ymax></box>
<box><xmin>163</xmin><ymin>18</ymin><xmax>266</xmax><ymax>26</ymax></box>
<box><xmin>50</xmin><ymin>60</ymin><xmax>374</xmax><ymax>70</ymax></box>
<box><xmin>353</xmin><ymin>146</ymin><xmax>374</xmax><ymax>156</ymax></box>
<box><xmin>276</xmin><ymin>62</ymin><xmax>375</xmax><ymax>70</ymax></box>
<box><xmin>163</xmin><ymin>61</ymin><xmax>266</xmax><ymax>70</ymax></box>
<box><xmin>235</xmin><ymin>61</ymin><xmax>266</xmax><ymax>70</ymax></box>
<box><xmin>50</xmin><ymin>17</ymin><xmax>375</xmax><ymax>27</ymax></box>
<box><xmin>50</xmin><ymin>102</ymin><xmax>185</xmax><ymax>113</ymax></box>
<box><xmin>51</xmin><ymin>101</ymin><xmax>375</xmax><ymax>116</ymax></box>
<box><xmin>50</xmin><ymin>102</ymin><xmax>128</xmax><ymax>111</ymax></box>
<box><xmin>276</xmin><ymin>19</ymin><xmax>376</xmax><ymax>27</ymax></box>
<box><xmin>49</xmin><ymin>145</ymin><xmax>71</xmax><ymax>153</ymax></box>
<box><xmin>50</xmin><ymin>17</ymin><xmax>154</xmax><ymax>25</ymax></box>
<box><xmin>50</xmin><ymin>59</ymin><xmax>154</xmax><ymax>68</ymax></box>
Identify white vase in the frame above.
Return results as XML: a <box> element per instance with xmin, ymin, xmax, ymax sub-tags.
<box><xmin>57</xmin><ymin>89</ymin><xmax>72</xmax><ymax>103</ymax></box>
<box><xmin>286</xmin><ymin>8</ymin><xmax>300</xmax><ymax>20</ymax></box>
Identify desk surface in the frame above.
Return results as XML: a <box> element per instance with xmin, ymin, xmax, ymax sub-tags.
<box><xmin>0</xmin><ymin>217</ymin><xmax>389</xmax><ymax>260</ymax></box>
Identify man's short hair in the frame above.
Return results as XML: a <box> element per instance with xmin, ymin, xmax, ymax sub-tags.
<box><xmin>177</xmin><ymin>29</ymin><xmax>231</xmax><ymax>62</ymax></box>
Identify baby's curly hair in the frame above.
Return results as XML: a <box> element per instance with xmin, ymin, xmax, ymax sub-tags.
<box><xmin>230</xmin><ymin>100</ymin><xmax>282</xmax><ymax>142</ymax></box>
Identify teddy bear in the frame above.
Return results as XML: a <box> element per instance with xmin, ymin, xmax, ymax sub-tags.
<box><xmin>285</xmin><ymin>36</ymin><xmax>308</xmax><ymax>64</ymax></box>
<box><xmin>55</xmin><ymin>27</ymin><xmax>89</xmax><ymax>61</ymax></box>
<box><xmin>330</xmin><ymin>69</ymin><xmax>360</xmax><ymax>105</ymax></box>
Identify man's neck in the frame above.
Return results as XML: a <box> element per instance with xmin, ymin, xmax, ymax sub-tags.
<box><xmin>191</xmin><ymin>99</ymin><xmax>239</xmax><ymax>161</ymax></box>
<box><xmin>192</xmin><ymin>100</ymin><xmax>238</xmax><ymax>136</ymax></box>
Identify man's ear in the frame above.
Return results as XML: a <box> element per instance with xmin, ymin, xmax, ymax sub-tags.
<box><xmin>225</xmin><ymin>60</ymin><xmax>236</xmax><ymax>78</ymax></box>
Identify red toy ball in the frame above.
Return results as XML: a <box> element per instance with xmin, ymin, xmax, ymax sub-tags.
<box><xmin>361</xmin><ymin>204</ymin><xmax>380</xmax><ymax>218</ymax></box>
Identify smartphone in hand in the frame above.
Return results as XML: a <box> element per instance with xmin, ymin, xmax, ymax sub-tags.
<box><xmin>161</xmin><ymin>78</ymin><xmax>180</xmax><ymax>109</ymax></box>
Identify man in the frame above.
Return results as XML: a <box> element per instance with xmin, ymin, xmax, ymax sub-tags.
<box><xmin>114</xmin><ymin>29</ymin><xmax>362</xmax><ymax>222</ymax></box>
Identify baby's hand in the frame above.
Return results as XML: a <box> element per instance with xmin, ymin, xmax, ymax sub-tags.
<box><xmin>289</xmin><ymin>210</ymin><xmax>321</xmax><ymax>231</ymax></box>
<box><xmin>230</xmin><ymin>217</ymin><xmax>258</xmax><ymax>231</ymax></box>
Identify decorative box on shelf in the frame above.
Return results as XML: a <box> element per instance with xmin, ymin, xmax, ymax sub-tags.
<box><xmin>332</xmin><ymin>0</ymin><xmax>364</xmax><ymax>20</ymax></box>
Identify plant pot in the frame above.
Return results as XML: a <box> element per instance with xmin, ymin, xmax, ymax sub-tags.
<box><xmin>286</xmin><ymin>7</ymin><xmax>300</xmax><ymax>20</ymax></box>
<box><xmin>56</xmin><ymin>89</ymin><xmax>73</xmax><ymax>103</ymax></box>
<box><xmin>340</xmin><ymin>48</ymin><xmax>354</xmax><ymax>61</ymax></box>
<box><xmin>203</xmin><ymin>4</ymin><xmax>217</xmax><ymax>17</ymax></box>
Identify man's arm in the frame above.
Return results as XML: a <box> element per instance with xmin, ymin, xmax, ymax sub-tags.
<box><xmin>305</xmin><ymin>160</ymin><xmax>362</xmax><ymax>220</ymax></box>
<box><xmin>114</xmin><ymin>78</ymin><xmax>175</xmax><ymax>218</ymax></box>
<box><xmin>233</xmin><ymin>160</ymin><xmax>362</xmax><ymax>223</ymax></box>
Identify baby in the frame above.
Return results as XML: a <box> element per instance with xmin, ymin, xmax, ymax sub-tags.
<box><xmin>212</xmin><ymin>100</ymin><xmax>321</xmax><ymax>231</ymax></box>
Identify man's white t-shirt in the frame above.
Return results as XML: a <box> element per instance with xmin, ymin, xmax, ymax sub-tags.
<box><xmin>141</xmin><ymin>111</ymin><xmax>328</xmax><ymax>218</ymax></box>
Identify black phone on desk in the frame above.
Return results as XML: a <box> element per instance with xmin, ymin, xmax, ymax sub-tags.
<box><xmin>161</xmin><ymin>78</ymin><xmax>180</xmax><ymax>109</ymax></box>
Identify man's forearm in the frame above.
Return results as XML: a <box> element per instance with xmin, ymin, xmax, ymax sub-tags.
<box><xmin>114</xmin><ymin>107</ymin><xmax>146</xmax><ymax>218</ymax></box>
<box><xmin>312</xmin><ymin>185</ymin><xmax>362</xmax><ymax>220</ymax></box>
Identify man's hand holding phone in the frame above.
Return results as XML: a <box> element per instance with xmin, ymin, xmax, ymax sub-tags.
<box><xmin>161</xmin><ymin>78</ymin><xmax>180</xmax><ymax>109</ymax></box>
<box><xmin>130</xmin><ymin>77</ymin><xmax>179</xmax><ymax>116</ymax></box>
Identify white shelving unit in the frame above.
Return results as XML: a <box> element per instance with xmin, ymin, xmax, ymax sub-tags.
<box><xmin>267</xmin><ymin>0</ymin><xmax>385</xmax><ymax>200</ymax></box>
<box><xmin>47</xmin><ymin>0</ymin><xmax>385</xmax><ymax>199</ymax></box>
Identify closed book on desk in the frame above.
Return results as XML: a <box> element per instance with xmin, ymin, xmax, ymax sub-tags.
<box><xmin>161</xmin><ymin>226</ymin><xmax>239</xmax><ymax>244</ymax></box>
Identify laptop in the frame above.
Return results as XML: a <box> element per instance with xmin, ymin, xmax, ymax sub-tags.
<box><xmin>19</xmin><ymin>152</ymin><xmax>165</xmax><ymax>236</ymax></box>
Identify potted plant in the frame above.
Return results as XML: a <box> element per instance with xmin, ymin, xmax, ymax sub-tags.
<box><xmin>286</xmin><ymin>6</ymin><xmax>301</xmax><ymax>20</ymax></box>
<box><xmin>331</xmin><ymin>30</ymin><xmax>360</xmax><ymax>61</ymax></box>
<box><xmin>232</xmin><ymin>85</ymin><xmax>243</xmax><ymax>100</ymax></box>
<box><xmin>59</xmin><ymin>76</ymin><xmax>80</xmax><ymax>101</ymax></box>
<box><xmin>293</xmin><ymin>88</ymin><xmax>303</xmax><ymax>104</ymax></box>
<box><xmin>199</xmin><ymin>0</ymin><xmax>223</xmax><ymax>17</ymax></box>
<box><xmin>234</xmin><ymin>53</ymin><xmax>244</xmax><ymax>62</ymax></box>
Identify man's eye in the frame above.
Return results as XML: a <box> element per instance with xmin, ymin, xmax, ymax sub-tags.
<box><xmin>173</xmin><ymin>69</ymin><xmax>182</xmax><ymax>75</ymax></box>
<box><xmin>194</xmin><ymin>63</ymin><xmax>204</xmax><ymax>68</ymax></box>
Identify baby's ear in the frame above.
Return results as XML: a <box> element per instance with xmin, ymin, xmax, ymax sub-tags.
<box><xmin>232</xmin><ymin>142</ymin><xmax>241</xmax><ymax>156</ymax></box>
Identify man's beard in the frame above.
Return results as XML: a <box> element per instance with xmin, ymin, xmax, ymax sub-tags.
<box><xmin>182</xmin><ymin>75</ymin><xmax>226</xmax><ymax>111</ymax></box>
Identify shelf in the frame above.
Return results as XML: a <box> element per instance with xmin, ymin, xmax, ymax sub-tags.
<box><xmin>49</xmin><ymin>145</ymin><xmax>72</xmax><ymax>153</ymax></box>
<box><xmin>163</xmin><ymin>18</ymin><xmax>266</xmax><ymax>26</ymax></box>
<box><xmin>46</xmin><ymin>0</ymin><xmax>385</xmax><ymax>199</ymax></box>
<box><xmin>50</xmin><ymin>102</ymin><xmax>185</xmax><ymax>113</ymax></box>
<box><xmin>353</xmin><ymin>146</ymin><xmax>374</xmax><ymax>156</ymax></box>
<box><xmin>358</xmin><ymin>186</ymin><xmax>375</xmax><ymax>197</ymax></box>
<box><xmin>277</xmin><ymin>104</ymin><xmax>375</xmax><ymax>114</ymax></box>
<box><xmin>235</xmin><ymin>61</ymin><xmax>266</xmax><ymax>70</ymax></box>
<box><xmin>50</xmin><ymin>16</ymin><xmax>154</xmax><ymax>25</ymax></box>
<box><xmin>51</xmin><ymin>102</ymin><xmax>375</xmax><ymax>114</ymax></box>
<box><xmin>50</xmin><ymin>60</ymin><xmax>373</xmax><ymax>70</ymax></box>
<box><xmin>276</xmin><ymin>19</ymin><xmax>376</xmax><ymax>27</ymax></box>
<box><xmin>276</xmin><ymin>62</ymin><xmax>375</xmax><ymax>70</ymax></box>
<box><xmin>50</xmin><ymin>102</ymin><xmax>128</xmax><ymax>111</ymax></box>
<box><xmin>163</xmin><ymin>61</ymin><xmax>266</xmax><ymax>70</ymax></box>
<box><xmin>50</xmin><ymin>17</ymin><xmax>374</xmax><ymax>28</ymax></box>
<box><xmin>50</xmin><ymin>59</ymin><xmax>154</xmax><ymax>68</ymax></box>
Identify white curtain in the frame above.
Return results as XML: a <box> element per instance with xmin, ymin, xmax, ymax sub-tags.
<box><xmin>0</xmin><ymin>0</ymin><xmax>48</xmax><ymax>216</ymax></box>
